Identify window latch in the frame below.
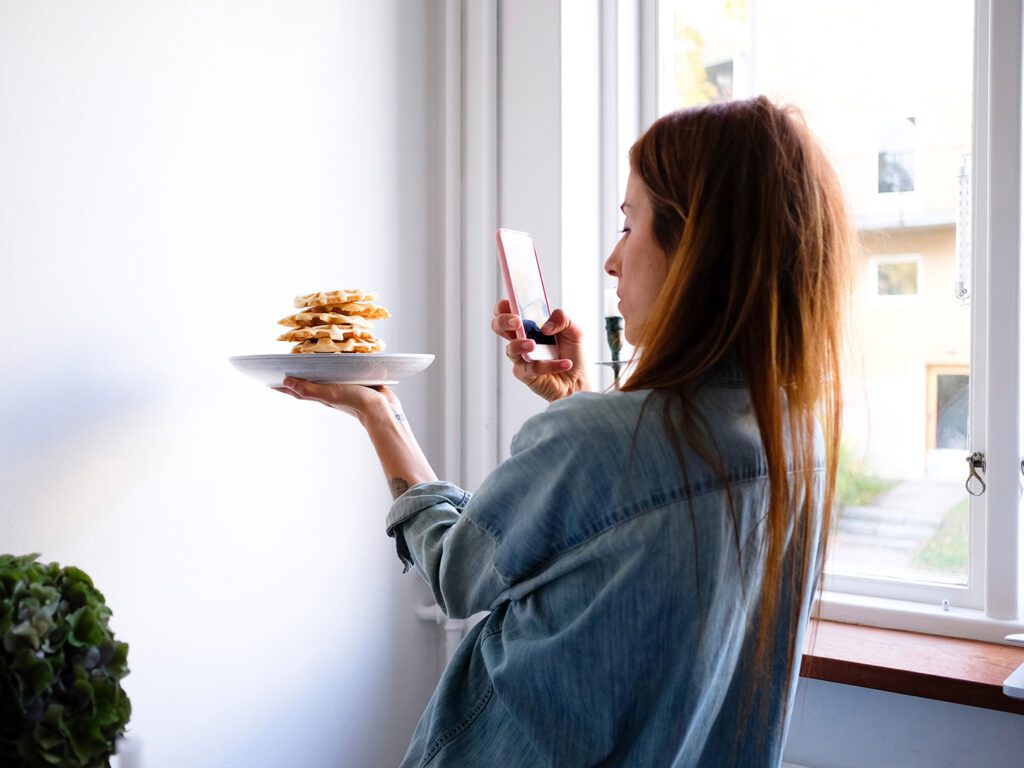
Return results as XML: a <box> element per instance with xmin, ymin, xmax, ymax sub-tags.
<box><xmin>965</xmin><ymin>451</ymin><xmax>986</xmax><ymax>496</ymax></box>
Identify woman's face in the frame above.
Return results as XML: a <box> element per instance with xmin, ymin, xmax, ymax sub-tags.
<box><xmin>604</xmin><ymin>172</ymin><xmax>671</xmax><ymax>345</ymax></box>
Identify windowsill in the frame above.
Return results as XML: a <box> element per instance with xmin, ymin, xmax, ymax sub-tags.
<box><xmin>801</xmin><ymin>620</ymin><xmax>1024</xmax><ymax>715</ymax></box>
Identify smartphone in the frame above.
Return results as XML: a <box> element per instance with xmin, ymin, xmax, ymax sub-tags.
<box><xmin>495</xmin><ymin>228</ymin><xmax>559</xmax><ymax>361</ymax></box>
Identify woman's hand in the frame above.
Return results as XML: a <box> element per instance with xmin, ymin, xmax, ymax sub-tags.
<box><xmin>491</xmin><ymin>300</ymin><xmax>591</xmax><ymax>402</ymax></box>
<box><xmin>274</xmin><ymin>377</ymin><xmax>438</xmax><ymax>497</ymax></box>
<box><xmin>274</xmin><ymin>377</ymin><xmax>399</xmax><ymax>424</ymax></box>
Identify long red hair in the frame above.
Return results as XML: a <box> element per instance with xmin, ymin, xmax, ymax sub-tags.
<box><xmin>621</xmin><ymin>96</ymin><xmax>850</xmax><ymax>735</ymax></box>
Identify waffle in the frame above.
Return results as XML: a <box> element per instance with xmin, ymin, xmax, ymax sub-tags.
<box><xmin>278</xmin><ymin>304</ymin><xmax>390</xmax><ymax>326</ymax></box>
<box><xmin>277</xmin><ymin>289</ymin><xmax>389</xmax><ymax>354</ymax></box>
<box><xmin>289</xmin><ymin>337</ymin><xmax>386</xmax><ymax>354</ymax></box>
<box><xmin>278</xmin><ymin>311</ymin><xmax>378</xmax><ymax>328</ymax></box>
<box><xmin>294</xmin><ymin>290</ymin><xmax>379</xmax><ymax>308</ymax></box>
<box><xmin>277</xmin><ymin>324</ymin><xmax>377</xmax><ymax>342</ymax></box>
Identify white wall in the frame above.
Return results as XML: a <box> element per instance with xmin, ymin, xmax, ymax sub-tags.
<box><xmin>0</xmin><ymin>2</ymin><xmax>444</xmax><ymax>766</ymax></box>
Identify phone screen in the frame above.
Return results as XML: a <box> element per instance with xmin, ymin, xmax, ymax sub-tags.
<box><xmin>499</xmin><ymin>229</ymin><xmax>556</xmax><ymax>346</ymax></box>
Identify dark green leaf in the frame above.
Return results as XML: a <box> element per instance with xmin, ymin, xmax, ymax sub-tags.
<box><xmin>10</xmin><ymin>648</ymin><xmax>54</xmax><ymax>703</ymax></box>
<box><xmin>68</xmin><ymin>608</ymin><xmax>102</xmax><ymax>649</ymax></box>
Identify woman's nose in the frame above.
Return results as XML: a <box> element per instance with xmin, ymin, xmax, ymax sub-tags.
<box><xmin>604</xmin><ymin>248</ymin><xmax>620</xmax><ymax>278</ymax></box>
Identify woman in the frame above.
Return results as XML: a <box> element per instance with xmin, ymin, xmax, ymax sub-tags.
<box><xmin>277</xmin><ymin>96</ymin><xmax>850</xmax><ymax>767</ymax></box>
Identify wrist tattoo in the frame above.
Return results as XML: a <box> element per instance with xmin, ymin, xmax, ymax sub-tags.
<box><xmin>389</xmin><ymin>477</ymin><xmax>410</xmax><ymax>499</ymax></box>
<box><xmin>391</xmin><ymin>407</ymin><xmax>412</xmax><ymax>434</ymax></box>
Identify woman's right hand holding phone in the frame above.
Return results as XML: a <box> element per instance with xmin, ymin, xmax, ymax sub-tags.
<box><xmin>491</xmin><ymin>300</ymin><xmax>591</xmax><ymax>402</ymax></box>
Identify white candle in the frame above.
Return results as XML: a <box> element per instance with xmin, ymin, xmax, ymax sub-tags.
<box><xmin>604</xmin><ymin>287</ymin><xmax>620</xmax><ymax>317</ymax></box>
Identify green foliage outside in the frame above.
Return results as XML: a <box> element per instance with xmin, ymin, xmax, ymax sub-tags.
<box><xmin>836</xmin><ymin>444</ymin><xmax>897</xmax><ymax>509</ymax></box>
<box><xmin>0</xmin><ymin>554</ymin><xmax>131</xmax><ymax>768</ymax></box>
<box><xmin>910</xmin><ymin>498</ymin><xmax>969</xmax><ymax>578</ymax></box>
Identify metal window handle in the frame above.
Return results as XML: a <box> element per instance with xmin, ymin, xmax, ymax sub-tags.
<box><xmin>966</xmin><ymin>451</ymin><xmax>986</xmax><ymax>496</ymax></box>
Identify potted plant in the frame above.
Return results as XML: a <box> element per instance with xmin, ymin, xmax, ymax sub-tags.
<box><xmin>0</xmin><ymin>554</ymin><xmax>131</xmax><ymax>768</ymax></box>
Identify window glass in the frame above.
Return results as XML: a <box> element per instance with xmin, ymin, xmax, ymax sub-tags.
<box><xmin>936</xmin><ymin>374</ymin><xmax>969</xmax><ymax>450</ymax></box>
<box><xmin>659</xmin><ymin>0</ymin><xmax>974</xmax><ymax>585</ymax></box>
<box><xmin>878</xmin><ymin>117</ymin><xmax>918</xmax><ymax>194</ymax></box>
<box><xmin>874</xmin><ymin>257</ymin><xmax>920</xmax><ymax>297</ymax></box>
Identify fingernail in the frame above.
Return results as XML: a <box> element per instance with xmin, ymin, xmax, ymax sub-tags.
<box><xmin>541</xmin><ymin>322</ymin><xmax>554</xmax><ymax>334</ymax></box>
<box><xmin>558</xmin><ymin>360</ymin><xmax>571</xmax><ymax>370</ymax></box>
<box><xmin>506</xmin><ymin>317</ymin><xmax>519</xmax><ymax>328</ymax></box>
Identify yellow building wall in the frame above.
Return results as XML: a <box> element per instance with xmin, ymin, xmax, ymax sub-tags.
<box><xmin>844</xmin><ymin>226</ymin><xmax>970</xmax><ymax>478</ymax></box>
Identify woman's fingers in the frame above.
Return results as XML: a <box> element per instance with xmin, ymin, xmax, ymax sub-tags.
<box><xmin>542</xmin><ymin>308</ymin><xmax>583</xmax><ymax>341</ymax></box>
<box><xmin>528</xmin><ymin>359</ymin><xmax>574</xmax><ymax>375</ymax></box>
<box><xmin>271</xmin><ymin>386</ymin><xmax>302</xmax><ymax>399</ymax></box>
<box><xmin>494</xmin><ymin>303</ymin><xmax>586</xmax><ymax>400</ymax></box>
<box><xmin>491</xmin><ymin>310</ymin><xmax>521</xmax><ymax>340</ymax></box>
<box><xmin>506</xmin><ymin>338</ymin><xmax>535</xmax><ymax>360</ymax></box>
<box><xmin>511</xmin><ymin>359</ymin><xmax>573</xmax><ymax>383</ymax></box>
<box><xmin>282</xmin><ymin>376</ymin><xmax>314</xmax><ymax>396</ymax></box>
<box><xmin>492</xmin><ymin>301</ymin><xmax>580</xmax><ymax>343</ymax></box>
<box><xmin>274</xmin><ymin>378</ymin><xmax>402</xmax><ymax>426</ymax></box>
<box><xmin>279</xmin><ymin>377</ymin><xmax>330</xmax><ymax>405</ymax></box>
<box><xmin>506</xmin><ymin>340</ymin><xmax>572</xmax><ymax>374</ymax></box>
<box><xmin>278</xmin><ymin>377</ymin><xmax>367</xmax><ymax>412</ymax></box>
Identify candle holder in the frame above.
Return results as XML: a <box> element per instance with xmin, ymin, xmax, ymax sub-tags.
<box><xmin>605</xmin><ymin>315</ymin><xmax>624</xmax><ymax>383</ymax></box>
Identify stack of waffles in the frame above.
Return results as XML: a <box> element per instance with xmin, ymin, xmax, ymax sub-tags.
<box><xmin>277</xmin><ymin>290</ymin><xmax>391</xmax><ymax>353</ymax></box>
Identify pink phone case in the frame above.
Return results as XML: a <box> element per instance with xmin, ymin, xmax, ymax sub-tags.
<box><xmin>495</xmin><ymin>228</ymin><xmax>559</xmax><ymax>362</ymax></box>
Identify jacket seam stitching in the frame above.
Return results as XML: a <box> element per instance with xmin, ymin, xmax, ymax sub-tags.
<box><xmin>509</xmin><ymin>468</ymin><xmax>824</xmax><ymax>583</ymax></box>
<box><xmin>420</xmin><ymin>683</ymin><xmax>495</xmax><ymax>767</ymax></box>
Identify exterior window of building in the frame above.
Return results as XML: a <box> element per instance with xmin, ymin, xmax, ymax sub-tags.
<box><xmin>878</xmin><ymin>116</ymin><xmax>918</xmax><ymax>194</ymax></box>
<box><xmin>930</xmin><ymin>368</ymin><xmax>970</xmax><ymax>451</ymax></box>
<box><xmin>869</xmin><ymin>254</ymin><xmax>922</xmax><ymax>299</ymax></box>
<box><xmin>704</xmin><ymin>60</ymin><xmax>734</xmax><ymax>100</ymax></box>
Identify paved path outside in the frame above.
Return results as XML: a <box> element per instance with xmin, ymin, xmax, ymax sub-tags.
<box><xmin>829</xmin><ymin>479</ymin><xmax>966</xmax><ymax>580</ymax></box>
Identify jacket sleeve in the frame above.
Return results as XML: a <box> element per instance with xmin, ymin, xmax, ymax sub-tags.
<box><xmin>385</xmin><ymin>394</ymin><xmax>611</xmax><ymax>619</ymax></box>
<box><xmin>385</xmin><ymin>481</ymin><xmax>507</xmax><ymax>618</ymax></box>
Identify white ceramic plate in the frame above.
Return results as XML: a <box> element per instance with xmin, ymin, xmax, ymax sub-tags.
<box><xmin>229</xmin><ymin>353</ymin><xmax>435</xmax><ymax>387</ymax></box>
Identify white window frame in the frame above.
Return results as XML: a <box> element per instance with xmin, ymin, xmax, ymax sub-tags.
<box><xmin>632</xmin><ymin>0</ymin><xmax>1023</xmax><ymax>642</ymax></box>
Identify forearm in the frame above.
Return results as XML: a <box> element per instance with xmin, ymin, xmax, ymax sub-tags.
<box><xmin>361</xmin><ymin>402</ymin><xmax>438</xmax><ymax>498</ymax></box>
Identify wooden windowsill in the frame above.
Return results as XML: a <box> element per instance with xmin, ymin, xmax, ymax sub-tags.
<box><xmin>800</xmin><ymin>620</ymin><xmax>1024</xmax><ymax>715</ymax></box>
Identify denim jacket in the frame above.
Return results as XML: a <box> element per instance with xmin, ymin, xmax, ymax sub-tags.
<box><xmin>386</xmin><ymin>364</ymin><xmax>824</xmax><ymax>767</ymax></box>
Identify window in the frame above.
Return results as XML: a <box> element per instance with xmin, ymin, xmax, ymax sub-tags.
<box><xmin>870</xmin><ymin>255</ymin><xmax>922</xmax><ymax>299</ymax></box>
<box><xmin>643</xmin><ymin>0</ymin><xmax>1023</xmax><ymax>641</ymax></box>
<box><xmin>929</xmin><ymin>367</ymin><xmax>970</xmax><ymax>452</ymax></box>
<box><xmin>878</xmin><ymin>116</ymin><xmax>918</xmax><ymax>194</ymax></box>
